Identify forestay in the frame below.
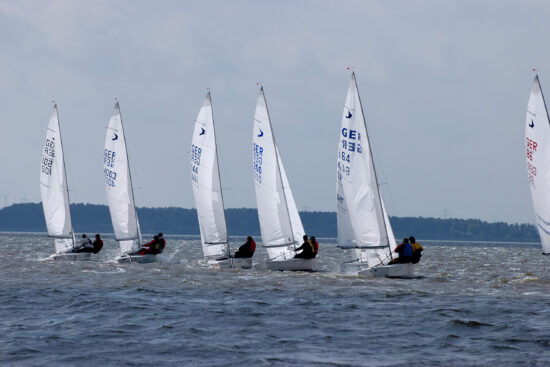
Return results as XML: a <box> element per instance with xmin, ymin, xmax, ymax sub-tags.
<box><xmin>40</xmin><ymin>105</ymin><xmax>75</xmax><ymax>253</ymax></box>
<box><xmin>525</xmin><ymin>75</ymin><xmax>550</xmax><ymax>255</ymax></box>
<box><xmin>253</xmin><ymin>87</ymin><xmax>303</xmax><ymax>260</ymax></box>
<box><xmin>104</xmin><ymin>102</ymin><xmax>141</xmax><ymax>254</ymax></box>
<box><xmin>191</xmin><ymin>92</ymin><xmax>229</xmax><ymax>258</ymax></box>
<box><xmin>336</xmin><ymin>73</ymin><xmax>393</xmax><ymax>266</ymax></box>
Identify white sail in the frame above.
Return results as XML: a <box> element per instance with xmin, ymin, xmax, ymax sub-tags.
<box><xmin>526</xmin><ymin>75</ymin><xmax>550</xmax><ymax>255</ymax></box>
<box><xmin>191</xmin><ymin>92</ymin><xmax>229</xmax><ymax>258</ymax></box>
<box><xmin>253</xmin><ymin>87</ymin><xmax>302</xmax><ymax>260</ymax></box>
<box><xmin>40</xmin><ymin>105</ymin><xmax>75</xmax><ymax>253</ymax></box>
<box><xmin>278</xmin><ymin>149</ymin><xmax>305</xmax><ymax>245</ymax></box>
<box><xmin>104</xmin><ymin>102</ymin><xmax>141</xmax><ymax>254</ymax></box>
<box><xmin>337</xmin><ymin>73</ymin><xmax>393</xmax><ymax>267</ymax></box>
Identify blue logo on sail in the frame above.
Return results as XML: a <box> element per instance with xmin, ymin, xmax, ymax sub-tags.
<box><xmin>258</xmin><ymin>129</ymin><xmax>264</xmax><ymax>137</ymax></box>
<box><xmin>529</xmin><ymin>120</ymin><xmax>535</xmax><ymax>128</ymax></box>
<box><xmin>112</xmin><ymin>133</ymin><xmax>118</xmax><ymax>141</ymax></box>
<box><xmin>346</xmin><ymin>111</ymin><xmax>352</xmax><ymax>119</ymax></box>
<box><xmin>199</xmin><ymin>127</ymin><xmax>206</xmax><ymax>136</ymax></box>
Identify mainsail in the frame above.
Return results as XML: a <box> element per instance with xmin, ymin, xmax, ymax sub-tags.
<box><xmin>191</xmin><ymin>92</ymin><xmax>229</xmax><ymax>258</ymax></box>
<box><xmin>525</xmin><ymin>75</ymin><xmax>550</xmax><ymax>255</ymax></box>
<box><xmin>336</xmin><ymin>73</ymin><xmax>394</xmax><ymax>266</ymax></box>
<box><xmin>104</xmin><ymin>102</ymin><xmax>141</xmax><ymax>254</ymax></box>
<box><xmin>253</xmin><ymin>87</ymin><xmax>304</xmax><ymax>260</ymax></box>
<box><xmin>40</xmin><ymin>104</ymin><xmax>75</xmax><ymax>253</ymax></box>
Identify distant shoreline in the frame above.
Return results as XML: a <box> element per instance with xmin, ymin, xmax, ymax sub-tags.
<box><xmin>0</xmin><ymin>203</ymin><xmax>539</xmax><ymax>243</ymax></box>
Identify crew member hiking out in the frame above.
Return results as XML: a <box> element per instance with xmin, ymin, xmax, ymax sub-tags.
<box><xmin>139</xmin><ymin>235</ymin><xmax>162</xmax><ymax>255</ymax></box>
<box><xmin>409</xmin><ymin>236</ymin><xmax>423</xmax><ymax>264</ymax></box>
<box><xmin>294</xmin><ymin>235</ymin><xmax>315</xmax><ymax>259</ymax></box>
<box><xmin>157</xmin><ymin>233</ymin><xmax>166</xmax><ymax>253</ymax></box>
<box><xmin>92</xmin><ymin>234</ymin><xmax>104</xmax><ymax>254</ymax></box>
<box><xmin>389</xmin><ymin>238</ymin><xmax>413</xmax><ymax>264</ymax></box>
<box><xmin>234</xmin><ymin>236</ymin><xmax>256</xmax><ymax>258</ymax></box>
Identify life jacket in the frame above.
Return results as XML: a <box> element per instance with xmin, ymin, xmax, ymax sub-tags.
<box><xmin>158</xmin><ymin>238</ymin><xmax>166</xmax><ymax>250</ymax></box>
<box><xmin>402</xmin><ymin>242</ymin><xmax>413</xmax><ymax>257</ymax></box>
<box><xmin>312</xmin><ymin>240</ymin><xmax>319</xmax><ymax>253</ymax></box>
<box><xmin>250</xmin><ymin>240</ymin><xmax>256</xmax><ymax>254</ymax></box>
<box><xmin>92</xmin><ymin>239</ymin><xmax>103</xmax><ymax>254</ymax></box>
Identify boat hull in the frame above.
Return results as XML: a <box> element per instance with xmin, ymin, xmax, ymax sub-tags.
<box><xmin>266</xmin><ymin>258</ymin><xmax>316</xmax><ymax>271</ymax></box>
<box><xmin>207</xmin><ymin>257</ymin><xmax>253</xmax><ymax>270</ymax></box>
<box><xmin>48</xmin><ymin>252</ymin><xmax>92</xmax><ymax>261</ymax></box>
<box><xmin>115</xmin><ymin>254</ymin><xmax>157</xmax><ymax>263</ymax></box>
<box><xmin>359</xmin><ymin>263</ymin><xmax>414</xmax><ymax>278</ymax></box>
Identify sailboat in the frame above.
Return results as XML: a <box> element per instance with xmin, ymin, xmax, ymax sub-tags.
<box><xmin>525</xmin><ymin>75</ymin><xmax>550</xmax><ymax>255</ymax></box>
<box><xmin>191</xmin><ymin>91</ymin><xmax>252</xmax><ymax>269</ymax></box>
<box><xmin>104</xmin><ymin>102</ymin><xmax>154</xmax><ymax>263</ymax></box>
<box><xmin>40</xmin><ymin>104</ymin><xmax>89</xmax><ymax>261</ymax></box>
<box><xmin>337</xmin><ymin>73</ymin><xmax>412</xmax><ymax>278</ymax></box>
<box><xmin>253</xmin><ymin>87</ymin><xmax>315</xmax><ymax>271</ymax></box>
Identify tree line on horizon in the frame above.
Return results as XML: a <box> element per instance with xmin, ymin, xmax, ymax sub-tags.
<box><xmin>0</xmin><ymin>203</ymin><xmax>539</xmax><ymax>242</ymax></box>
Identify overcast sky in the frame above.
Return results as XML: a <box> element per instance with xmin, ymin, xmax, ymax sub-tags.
<box><xmin>0</xmin><ymin>0</ymin><xmax>548</xmax><ymax>223</ymax></box>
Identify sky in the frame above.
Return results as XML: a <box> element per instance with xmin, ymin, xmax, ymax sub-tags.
<box><xmin>0</xmin><ymin>0</ymin><xmax>549</xmax><ymax>224</ymax></box>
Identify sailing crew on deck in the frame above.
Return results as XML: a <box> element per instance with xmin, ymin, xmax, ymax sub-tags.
<box><xmin>73</xmin><ymin>234</ymin><xmax>95</xmax><ymax>253</ymax></box>
<box><xmin>310</xmin><ymin>236</ymin><xmax>319</xmax><ymax>258</ymax></box>
<box><xmin>409</xmin><ymin>236</ymin><xmax>423</xmax><ymax>264</ymax></box>
<box><xmin>294</xmin><ymin>235</ymin><xmax>315</xmax><ymax>259</ymax></box>
<box><xmin>389</xmin><ymin>238</ymin><xmax>413</xmax><ymax>264</ymax></box>
<box><xmin>92</xmin><ymin>234</ymin><xmax>104</xmax><ymax>254</ymax></box>
<box><xmin>234</xmin><ymin>236</ymin><xmax>256</xmax><ymax>258</ymax></box>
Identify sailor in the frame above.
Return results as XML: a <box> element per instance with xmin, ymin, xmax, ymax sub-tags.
<box><xmin>92</xmin><ymin>234</ymin><xmax>104</xmax><ymax>254</ymax></box>
<box><xmin>234</xmin><ymin>236</ymin><xmax>256</xmax><ymax>258</ymax></box>
<box><xmin>310</xmin><ymin>236</ymin><xmax>319</xmax><ymax>258</ymax></box>
<box><xmin>409</xmin><ymin>236</ymin><xmax>423</xmax><ymax>264</ymax></box>
<box><xmin>139</xmin><ymin>235</ymin><xmax>161</xmax><ymax>255</ymax></box>
<box><xmin>294</xmin><ymin>235</ymin><xmax>314</xmax><ymax>259</ymax></box>
<box><xmin>389</xmin><ymin>238</ymin><xmax>413</xmax><ymax>264</ymax></box>
<box><xmin>157</xmin><ymin>233</ymin><xmax>166</xmax><ymax>253</ymax></box>
<box><xmin>73</xmin><ymin>234</ymin><xmax>94</xmax><ymax>253</ymax></box>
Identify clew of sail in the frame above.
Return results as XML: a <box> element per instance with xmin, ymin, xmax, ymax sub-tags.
<box><xmin>104</xmin><ymin>102</ymin><xmax>141</xmax><ymax>254</ymax></box>
<box><xmin>40</xmin><ymin>105</ymin><xmax>75</xmax><ymax>253</ymax></box>
<box><xmin>336</xmin><ymin>73</ymin><xmax>393</xmax><ymax>267</ymax></box>
<box><xmin>191</xmin><ymin>92</ymin><xmax>229</xmax><ymax>258</ymax></box>
<box><xmin>253</xmin><ymin>87</ymin><xmax>302</xmax><ymax>260</ymax></box>
<box><xmin>526</xmin><ymin>75</ymin><xmax>550</xmax><ymax>255</ymax></box>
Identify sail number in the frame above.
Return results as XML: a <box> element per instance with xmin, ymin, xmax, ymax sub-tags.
<box><xmin>104</xmin><ymin>149</ymin><xmax>117</xmax><ymax>187</ymax></box>
<box><xmin>338</xmin><ymin>128</ymin><xmax>363</xmax><ymax>181</ymax></box>
<box><xmin>526</xmin><ymin>137</ymin><xmax>538</xmax><ymax>186</ymax></box>
<box><xmin>41</xmin><ymin>138</ymin><xmax>56</xmax><ymax>175</ymax></box>
<box><xmin>191</xmin><ymin>144</ymin><xmax>202</xmax><ymax>183</ymax></box>
<box><xmin>253</xmin><ymin>143</ymin><xmax>263</xmax><ymax>184</ymax></box>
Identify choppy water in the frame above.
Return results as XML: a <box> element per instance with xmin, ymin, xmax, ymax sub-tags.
<box><xmin>1</xmin><ymin>233</ymin><xmax>550</xmax><ymax>366</ymax></box>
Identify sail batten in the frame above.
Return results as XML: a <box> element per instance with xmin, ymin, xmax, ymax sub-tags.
<box><xmin>253</xmin><ymin>88</ymin><xmax>304</xmax><ymax>260</ymax></box>
<box><xmin>336</xmin><ymin>73</ymin><xmax>394</xmax><ymax>267</ymax></box>
<box><xmin>104</xmin><ymin>102</ymin><xmax>141</xmax><ymax>254</ymax></box>
<box><xmin>525</xmin><ymin>75</ymin><xmax>550</xmax><ymax>254</ymax></box>
<box><xmin>191</xmin><ymin>92</ymin><xmax>229</xmax><ymax>258</ymax></box>
<box><xmin>40</xmin><ymin>105</ymin><xmax>75</xmax><ymax>254</ymax></box>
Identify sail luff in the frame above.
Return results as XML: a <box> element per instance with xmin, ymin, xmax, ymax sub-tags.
<box><xmin>353</xmin><ymin>73</ymin><xmax>391</xmax><ymax>250</ymax></box>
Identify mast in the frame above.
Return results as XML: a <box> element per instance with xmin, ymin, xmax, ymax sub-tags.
<box><xmin>261</xmin><ymin>86</ymin><xmax>296</xmax><ymax>248</ymax></box>
<box><xmin>117</xmin><ymin>101</ymin><xmax>142</xmax><ymax>245</ymax></box>
<box><xmin>209</xmin><ymin>91</ymin><xmax>231</xmax><ymax>254</ymax></box>
<box><xmin>352</xmin><ymin>73</ymin><xmax>391</xmax><ymax>251</ymax></box>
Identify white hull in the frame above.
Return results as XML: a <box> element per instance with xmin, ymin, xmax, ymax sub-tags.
<box><xmin>207</xmin><ymin>257</ymin><xmax>253</xmax><ymax>270</ymax></box>
<box><xmin>48</xmin><ymin>252</ymin><xmax>92</xmax><ymax>261</ymax></box>
<box><xmin>266</xmin><ymin>258</ymin><xmax>316</xmax><ymax>271</ymax></box>
<box><xmin>359</xmin><ymin>263</ymin><xmax>414</xmax><ymax>278</ymax></box>
<box><xmin>115</xmin><ymin>254</ymin><xmax>157</xmax><ymax>263</ymax></box>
